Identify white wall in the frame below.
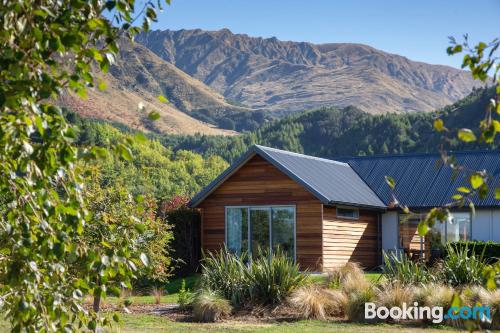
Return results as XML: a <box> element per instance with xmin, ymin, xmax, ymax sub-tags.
<box><xmin>381</xmin><ymin>211</ymin><xmax>399</xmax><ymax>251</ymax></box>
<box><xmin>472</xmin><ymin>209</ymin><xmax>500</xmax><ymax>242</ymax></box>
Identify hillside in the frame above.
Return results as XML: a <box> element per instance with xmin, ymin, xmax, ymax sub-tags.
<box><xmin>136</xmin><ymin>28</ymin><xmax>480</xmax><ymax>114</ymax></box>
<box><xmin>163</xmin><ymin>88</ymin><xmax>497</xmax><ymax>162</ymax></box>
<box><xmin>58</xmin><ymin>40</ymin><xmax>250</xmax><ymax>135</ymax></box>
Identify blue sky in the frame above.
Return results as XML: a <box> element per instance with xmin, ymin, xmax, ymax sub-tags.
<box><xmin>148</xmin><ymin>0</ymin><xmax>499</xmax><ymax>68</ymax></box>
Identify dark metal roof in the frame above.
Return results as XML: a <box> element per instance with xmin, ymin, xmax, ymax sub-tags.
<box><xmin>343</xmin><ymin>150</ymin><xmax>500</xmax><ymax>208</ymax></box>
<box><xmin>189</xmin><ymin>145</ymin><xmax>386</xmax><ymax>209</ymax></box>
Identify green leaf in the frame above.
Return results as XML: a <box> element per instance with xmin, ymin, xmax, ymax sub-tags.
<box><xmin>470</xmin><ymin>173</ymin><xmax>484</xmax><ymax>189</ymax></box>
<box><xmin>433</xmin><ymin>118</ymin><xmax>445</xmax><ymax>132</ymax></box>
<box><xmin>134</xmin><ymin>132</ymin><xmax>147</xmax><ymax>143</ymax></box>
<box><xmin>157</xmin><ymin>95</ymin><xmax>169</xmax><ymax>103</ymax></box>
<box><xmin>97</xmin><ymin>80</ymin><xmax>106</xmax><ymax>91</ymax></box>
<box><xmin>452</xmin><ymin>194</ymin><xmax>463</xmax><ymax>200</ymax></box>
<box><xmin>457</xmin><ymin>187</ymin><xmax>470</xmax><ymax>193</ymax></box>
<box><xmin>385</xmin><ymin>176</ymin><xmax>395</xmax><ymax>189</ymax></box>
<box><xmin>457</xmin><ymin>128</ymin><xmax>477</xmax><ymax>142</ymax></box>
<box><xmin>147</xmin><ymin>111</ymin><xmax>161</xmax><ymax>121</ymax></box>
<box><xmin>134</xmin><ymin>224</ymin><xmax>146</xmax><ymax>233</ymax></box>
<box><xmin>140</xmin><ymin>253</ymin><xmax>149</xmax><ymax>266</ymax></box>
<box><xmin>496</xmin><ymin>188</ymin><xmax>500</xmax><ymax>200</ymax></box>
<box><xmin>417</xmin><ymin>221</ymin><xmax>429</xmax><ymax>236</ymax></box>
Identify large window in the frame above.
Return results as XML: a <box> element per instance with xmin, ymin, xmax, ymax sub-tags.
<box><xmin>226</xmin><ymin>206</ymin><xmax>295</xmax><ymax>259</ymax></box>
<box><xmin>428</xmin><ymin>212</ymin><xmax>471</xmax><ymax>248</ymax></box>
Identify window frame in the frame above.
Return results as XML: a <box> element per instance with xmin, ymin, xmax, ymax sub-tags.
<box><xmin>336</xmin><ymin>206</ymin><xmax>360</xmax><ymax>220</ymax></box>
<box><xmin>225</xmin><ymin>205</ymin><xmax>296</xmax><ymax>262</ymax></box>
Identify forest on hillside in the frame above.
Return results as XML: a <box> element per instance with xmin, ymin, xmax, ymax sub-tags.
<box><xmin>161</xmin><ymin>87</ymin><xmax>497</xmax><ymax>163</ymax></box>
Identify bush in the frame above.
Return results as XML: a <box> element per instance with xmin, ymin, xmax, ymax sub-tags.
<box><xmin>424</xmin><ymin>284</ymin><xmax>454</xmax><ymax>309</ymax></box>
<box><xmin>177</xmin><ymin>279</ymin><xmax>192</xmax><ymax>311</ymax></box>
<box><xmin>326</xmin><ymin>262</ymin><xmax>365</xmax><ymax>290</ymax></box>
<box><xmin>449</xmin><ymin>241</ymin><xmax>500</xmax><ymax>263</ymax></box>
<box><xmin>199</xmin><ymin>247</ymin><xmax>306</xmax><ymax>307</ymax></box>
<box><xmin>199</xmin><ymin>247</ymin><xmax>249</xmax><ymax>306</ymax></box>
<box><xmin>248</xmin><ymin>249</ymin><xmax>307</xmax><ymax>305</ymax></box>
<box><xmin>345</xmin><ymin>288</ymin><xmax>375</xmax><ymax>322</ymax></box>
<box><xmin>288</xmin><ymin>285</ymin><xmax>346</xmax><ymax>319</ymax></box>
<box><xmin>440</xmin><ymin>243</ymin><xmax>488</xmax><ymax>286</ymax></box>
<box><xmin>382</xmin><ymin>251</ymin><xmax>433</xmax><ymax>285</ymax></box>
<box><xmin>192</xmin><ymin>289</ymin><xmax>232</xmax><ymax>322</ymax></box>
<box><xmin>376</xmin><ymin>283</ymin><xmax>414</xmax><ymax>310</ymax></box>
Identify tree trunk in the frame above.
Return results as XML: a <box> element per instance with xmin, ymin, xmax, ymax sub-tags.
<box><xmin>93</xmin><ymin>276</ymin><xmax>102</xmax><ymax>313</ymax></box>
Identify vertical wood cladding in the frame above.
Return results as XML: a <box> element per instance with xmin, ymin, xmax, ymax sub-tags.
<box><xmin>322</xmin><ymin>206</ymin><xmax>380</xmax><ymax>270</ymax></box>
<box><xmin>198</xmin><ymin>155</ymin><xmax>323</xmax><ymax>271</ymax></box>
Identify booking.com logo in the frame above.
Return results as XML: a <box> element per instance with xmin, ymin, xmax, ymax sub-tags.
<box><xmin>365</xmin><ymin>302</ymin><xmax>491</xmax><ymax>323</ymax></box>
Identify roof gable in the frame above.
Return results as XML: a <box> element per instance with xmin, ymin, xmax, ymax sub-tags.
<box><xmin>189</xmin><ymin>145</ymin><xmax>386</xmax><ymax>209</ymax></box>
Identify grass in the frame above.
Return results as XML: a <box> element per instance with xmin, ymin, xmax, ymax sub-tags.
<box><xmin>111</xmin><ymin>314</ymin><xmax>451</xmax><ymax>333</ymax></box>
<box><xmin>105</xmin><ymin>275</ymin><xmax>199</xmax><ymax>305</ymax></box>
<box><xmin>103</xmin><ymin>273</ymin><xmax>382</xmax><ymax>306</ymax></box>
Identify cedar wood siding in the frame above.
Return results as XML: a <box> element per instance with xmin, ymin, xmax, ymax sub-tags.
<box><xmin>322</xmin><ymin>206</ymin><xmax>381</xmax><ymax>270</ymax></box>
<box><xmin>197</xmin><ymin>155</ymin><xmax>323</xmax><ymax>271</ymax></box>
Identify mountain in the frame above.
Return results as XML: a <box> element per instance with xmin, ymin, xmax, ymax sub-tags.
<box><xmin>163</xmin><ymin>88</ymin><xmax>497</xmax><ymax>162</ymax></box>
<box><xmin>58</xmin><ymin>39</ymin><xmax>252</xmax><ymax>135</ymax></box>
<box><xmin>136</xmin><ymin>28</ymin><xmax>479</xmax><ymax>115</ymax></box>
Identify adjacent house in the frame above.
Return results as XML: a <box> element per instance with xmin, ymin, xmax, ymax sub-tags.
<box><xmin>188</xmin><ymin>145</ymin><xmax>500</xmax><ymax>272</ymax></box>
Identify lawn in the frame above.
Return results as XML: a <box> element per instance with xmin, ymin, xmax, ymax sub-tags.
<box><xmin>111</xmin><ymin>314</ymin><xmax>451</xmax><ymax>333</ymax></box>
<box><xmin>103</xmin><ymin>273</ymin><xmax>382</xmax><ymax>307</ymax></box>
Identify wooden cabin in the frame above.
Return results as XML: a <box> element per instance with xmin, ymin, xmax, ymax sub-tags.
<box><xmin>189</xmin><ymin>145</ymin><xmax>500</xmax><ymax>272</ymax></box>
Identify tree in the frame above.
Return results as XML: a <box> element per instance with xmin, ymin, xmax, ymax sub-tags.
<box><xmin>0</xmin><ymin>0</ymin><xmax>169</xmax><ymax>331</ymax></box>
<box><xmin>82</xmin><ymin>169</ymin><xmax>173</xmax><ymax>312</ymax></box>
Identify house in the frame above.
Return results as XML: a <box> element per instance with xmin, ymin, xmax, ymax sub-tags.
<box><xmin>188</xmin><ymin>145</ymin><xmax>500</xmax><ymax>272</ymax></box>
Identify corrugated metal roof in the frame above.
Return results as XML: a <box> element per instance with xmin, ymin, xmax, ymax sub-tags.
<box><xmin>343</xmin><ymin>150</ymin><xmax>500</xmax><ymax>208</ymax></box>
<box><xmin>189</xmin><ymin>145</ymin><xmax>386</xmax><ymax>209</ymax></box>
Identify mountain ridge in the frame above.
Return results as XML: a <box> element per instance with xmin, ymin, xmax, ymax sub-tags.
<box><xmin>136</xmin><ymin>28</ymin><xmax>480</xmax><ymax>114</ymax></box>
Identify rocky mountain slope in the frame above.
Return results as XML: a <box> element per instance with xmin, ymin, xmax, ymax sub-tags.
<box><xmin>58</xmin><ymin>40</ymin><xmax>246</xmax><ymax>135</ymax></box>
<box><xmin>136</xmin><ymin>28</ymin><xmax>479</xmax><ymax>114</ymax></box>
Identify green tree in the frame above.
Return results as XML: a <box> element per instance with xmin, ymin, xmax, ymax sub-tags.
<box><xmin>0</xmin><ymin>0</ymin><xmax>169</xmax><ymax>331</ymax></box>
<box><xmin>82</xmin><ymin>169</ymin><xmax>173</xmax><ymax>312</ymax></box>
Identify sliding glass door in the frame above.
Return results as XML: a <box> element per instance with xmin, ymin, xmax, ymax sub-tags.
<box><xmin>250</xmin><ymin>208</ymin><xmax>270</xmax><ymax>257</ymax></box>
<box><xmin>226</xmin><ymin>206</ymin><xmax>295</xmax><ymax>260</ymax></box>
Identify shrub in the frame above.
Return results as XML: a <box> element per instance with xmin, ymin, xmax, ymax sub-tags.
<box><xmin>192</xmin><ymin>289</ymin><xmax>232</xmax><ymax>322</ymax></box>
<box><xmin>151</xmin><ymin>286</ymin><xmax>163</xmax><ymax>305</ymax></box>
<box><xmin>199</xmin><ymin>247</ymin><xmax>250</xmax><ymax>306</ymax></box>
<box><xmin>248</xmin><ymin>249</ymin><xmax>307</xmax><ymax>305</ymax></box>
<box><xmin>177</xmin><ymin>279</ymin><xmax>191</xmax><ymax>311</ymax></box>
<box><xmin>424</xmin><ymin>284</ymin><xmax>454</xmax><ymax>309</ymax></box>
<box><xmin>345</xmin><ymin>288</ymin><xmax>375</xmax><ymax>322</ymax></box>
<box><xmin>327</xmin><ymin>262</ymin><xmax>365</xmax><ymax>290</ymax></box>
<box><xmin>440</xmin><ymin>243</ymin><xmax>488</xmax><ymax>286</ymax></box>
<box><xmin>376</xmin><ymin>283</ymin><xmax>414</xmax><ymax>310</ymax></box>
<box><xmin>449</xmin><ymin>241</ymin><xmax>500</xmax><ymax>263</ymax></box>
<box><xmin>383</xmin><ymin>251</ymin><xmax>432</xmax><ymax>285</ymax></box>
<box><xmin>288</xmin><ymin>285</ymin><xmax>347</xmax><ymax>319</ymax></box>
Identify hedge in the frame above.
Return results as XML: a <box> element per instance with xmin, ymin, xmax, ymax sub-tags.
<box><xmin>448</xmin><ymin>240</ymin><xmax>500</xmax><ymax>263</ymax></box>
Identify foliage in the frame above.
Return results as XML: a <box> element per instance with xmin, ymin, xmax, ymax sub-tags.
<box><xmin>439</xmin><ymin>243</ymin><xmax>488</xmax><ymax>286</ymax></box>
<box><xmin>0</xmin><ymin>0</ymin><xmax>169</xmax><ymax>331</ymax></box>
<box><xmin>199</xmin><ymin>247</ymin><xmax>306</xmax><ymax>307</ymax></box>
<box><xmin>199</xmin><ymin>248</ymin><xmax>250</xmax><ymax>306</ymax></box>
<box><xmin>345</xmin><ymin>288</ymin><xmax>375</xmax><ymax>322</ymax></box>
<box><xmin>376</xmin><ymin>283</ymin><xmax>414</xmax><ymax>312</ymax></box>
<box><xmin>326</xmin><ymin>262</ymin><xmax>366</xmax><ymax>290</ymax></box>
<box><xmin>161</xmin><ymin>88</ymin><xmax>497</xmax><ymax>164</ymax></box>
<box><xmin>449</xmin><ymin>240</ymin><xmax>500</xmax><ymax>263</ymax></box>
<box><xmin>382</xmin><ymin>252</ymin><xmax>433</xmax><ymax>285</ymax></box>
<box><xmin>192</xmin><ymin>289</ymin><xmax>232</xmax><ymax>322</ymax></box>
<box><xmin>159</xmin><ymin>196</ymin><xmax>201</xmax><ymax>275</ymax></box>
<box><xmin>84</xmin><ymin>170</ymin><xmax>172</xmax><ymax>289</ymax></box>
<box><xmin>247</xmin><ymin>249</ymin><xmax>307</xmax><ymax>305</ymax></box>
<box><xmin>177</xmin><ymin>279</ymin><xmax>192</xmax><ymax>311</ymax></box>
<box><xmin>288</xmin><ymin>285</ymin><xmax>346</xmax><ymax>319</ymax></box>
